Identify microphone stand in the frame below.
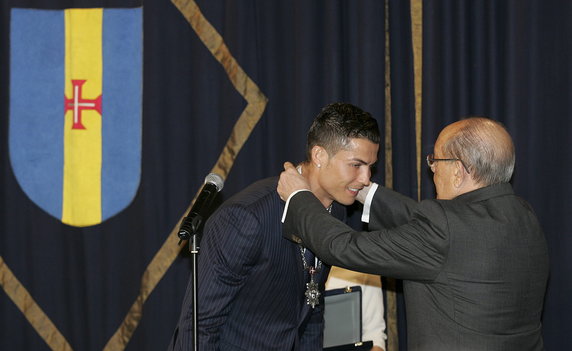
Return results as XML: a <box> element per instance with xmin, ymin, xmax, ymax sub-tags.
<box><xmin>178</xmin><ymin>215</ymin><xmax>204</xmax><ymax>351</ymax></box>
<box><xmin>178</xmin><ymin>174</ymin><xmax>223</xmax><ymax>351</ymax></box>
<box><xmin>190</xmin><ymin>233</ymin><xmax>200</xmax><ymax>351</ymax></box>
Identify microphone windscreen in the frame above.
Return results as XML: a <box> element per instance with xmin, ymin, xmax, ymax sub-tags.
<box><xmin>204</xmin><ymin>173</ymin><xmax>224</xmax><ymax>192</ymax></box>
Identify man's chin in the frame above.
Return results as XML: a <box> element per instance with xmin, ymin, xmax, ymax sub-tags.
<box><xmin>337</xmin><ymin>198</ymin><xmax>356</xmax><ymax>206</ymax></box>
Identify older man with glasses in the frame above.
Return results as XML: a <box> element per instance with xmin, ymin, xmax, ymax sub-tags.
<box><xmin>277</xmin><ymin>117</ymin><xmax>549</xmax><ymax>351</ymax></box>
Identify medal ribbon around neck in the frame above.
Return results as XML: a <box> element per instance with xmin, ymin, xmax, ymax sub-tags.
<box><xmin>299</xmin><ymin>245</ymin><xmax>321</xmax><ymax>308</ymax></box>
<box><xmin>299</xmin><ymin>203</ymin><xmax>332</xmax><ymax>308</ymax></box>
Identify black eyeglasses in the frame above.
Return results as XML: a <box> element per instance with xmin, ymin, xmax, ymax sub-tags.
<box><xmin>426</xmin><ymin>153</ymin><xmax>470</xmax><ymax>174</ymax></box>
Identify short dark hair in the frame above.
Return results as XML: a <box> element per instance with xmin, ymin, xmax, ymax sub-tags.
<box><xmin>306</xmin><ymin>102</ymin><xmax>380</xmax><ymax>160</ymax></box>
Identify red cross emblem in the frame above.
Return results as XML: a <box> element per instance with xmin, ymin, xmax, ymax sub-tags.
<box><xmin>64</xmin><ymin>79</ymin><xmax>102</xmax><ymax>130</ymax></box>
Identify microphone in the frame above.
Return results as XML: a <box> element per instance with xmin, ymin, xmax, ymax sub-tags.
<box><xmin>178</xmin><ymin>173</ymin><xmax>224</xmax><ymax>244</ymax></box>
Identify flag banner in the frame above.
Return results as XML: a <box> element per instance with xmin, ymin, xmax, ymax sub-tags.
<box><xmin>9</xmin><ymin>7</ymin><xmax>142</xmax><ymax>227</ymax></box>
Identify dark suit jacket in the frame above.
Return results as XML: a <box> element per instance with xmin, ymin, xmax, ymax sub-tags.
<box><xmin>283</xmin><ymin>183</ymin><xmax>549</xmax><ymax>351</ymax></box>
<box><xmin>169</xmin><ymin>177</ymin><xmax>344</xmax><ymax>351</ymax></box>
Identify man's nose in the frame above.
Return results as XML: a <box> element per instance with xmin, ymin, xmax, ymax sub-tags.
<box><xmin>358</xmin><ymin>167</ymin><xmax>371</xmax><ymax>185</ymax></box>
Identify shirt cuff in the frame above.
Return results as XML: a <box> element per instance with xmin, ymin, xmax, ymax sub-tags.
<box><xmin>361</xmin><ymin>183</ymin><xmax>379</xmax><ymax>223</ymax></box>
<box><xmin>281</xmin><ymin>189</ymin><xmax>311</xmax><ymax>223</ymax></box>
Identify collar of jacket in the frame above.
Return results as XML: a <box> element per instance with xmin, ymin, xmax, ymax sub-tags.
<box><xmin>450</xmin><ymin>182</ymin><xmax>514</xmax><ymax>203</ymax></box>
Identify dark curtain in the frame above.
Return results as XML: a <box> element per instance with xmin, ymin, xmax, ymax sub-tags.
<box><xmin>0</xmin><ymin>1</ymin><xmax>570</xmax><ymax>350</ymax></box>
<box><xmin>421</xmin><ymin>2</ymin><xmax>572</xmax><ymax>350</ymax></box>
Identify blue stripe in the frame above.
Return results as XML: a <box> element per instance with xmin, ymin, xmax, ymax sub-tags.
<box><xmin>9</xmin><ymin>9</ymin><xmax>64</xmax><ymax>219</ymax></box>
<box><xmin>101</xmin><ymin>8</ymin><xmax>143</xmax><ymax>220</ymax></box>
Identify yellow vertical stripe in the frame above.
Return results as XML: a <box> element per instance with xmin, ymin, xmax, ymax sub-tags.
<box><xmin>384</xmin><ymin>1</ymin><xmax>399</xmax><ymax>351</ymax></box>
<box><xmin>384</xmin><ymin>0</ymin><xmax>394</xmax><ymax>191</ymax></box>
<box><xmin>62</xmin><ymin>9</ymin><xmax>103</xmax><ymax>226</ymax></box>
<box><xmin>411</xmin><ymin>0</ymin><xmax>423</xmax><ymax>201</ymax></box>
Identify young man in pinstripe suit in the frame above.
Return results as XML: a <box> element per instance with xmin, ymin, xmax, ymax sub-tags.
<box><xmin>169</xmin><ymin>102</ymin><xmax>380</xmax><ymax>350</ymax></box>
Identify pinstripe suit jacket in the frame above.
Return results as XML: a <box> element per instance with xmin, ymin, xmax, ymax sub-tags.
<box><xmin>169</xmin><ymin>177</ymin><xmax>344</xmax><ymax>351</ymax></box>
<box><xmin>283</xmin><ymin>183</ymin><xmax>549</xmax><ymax>351</ymax></box>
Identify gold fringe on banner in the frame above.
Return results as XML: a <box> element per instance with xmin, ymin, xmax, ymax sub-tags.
<box><xmin>0</xmin><ymin>256</ymin><xmax>73</xmax><ymax>350</ymax></box>
<box><xmin>103</xmin><ymin>1</ymin><xmax>268</xmax><ymax>349</ymax></box>
<box><xmin>411</xmin><ymin>0</ymin><xmax>423</xmax><ymax>201</ymax></box>
<box><xmin>383</xmin><ymin>1</ymin><xmax>399</xmax><ymax>351</ymax></box>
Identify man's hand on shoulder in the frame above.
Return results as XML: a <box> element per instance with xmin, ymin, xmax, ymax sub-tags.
<box><xmin>277</xmin><ymin>162</ymin><xmax>310</xmax><ymax>201</ymax></box>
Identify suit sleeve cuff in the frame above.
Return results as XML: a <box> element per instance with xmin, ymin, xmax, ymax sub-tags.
<box><xmin>361</xmin><ymin>183</ymin><xmax>379</xmax><ymax>223</ymax></box>
<box><xmin>281</xmin><ymin>189</ymin><xmax>311</xmax><ymax>223</ymax></box>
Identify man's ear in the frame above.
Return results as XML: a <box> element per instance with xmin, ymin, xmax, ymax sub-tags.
<box><xmin>453</xmin><ymin>161</ymin><xmax>465</xmax><ymax>188</ymax></box>
<box><xmin>311</xmin><ymin>145</ymin><xmax>327</xmax><ymax>168</ymax></box>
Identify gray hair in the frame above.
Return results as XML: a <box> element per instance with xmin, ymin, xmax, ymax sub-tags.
<box><xmin>443</xmin><ymin>117</ymin><xmax>515</xmax><ymax>185</ymax></box>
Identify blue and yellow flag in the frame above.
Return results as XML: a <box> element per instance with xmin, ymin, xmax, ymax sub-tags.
<box><xmin>10</xmin><ymin>8</ymin><xmax>142</xmax><ymax>227</ymax></box>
